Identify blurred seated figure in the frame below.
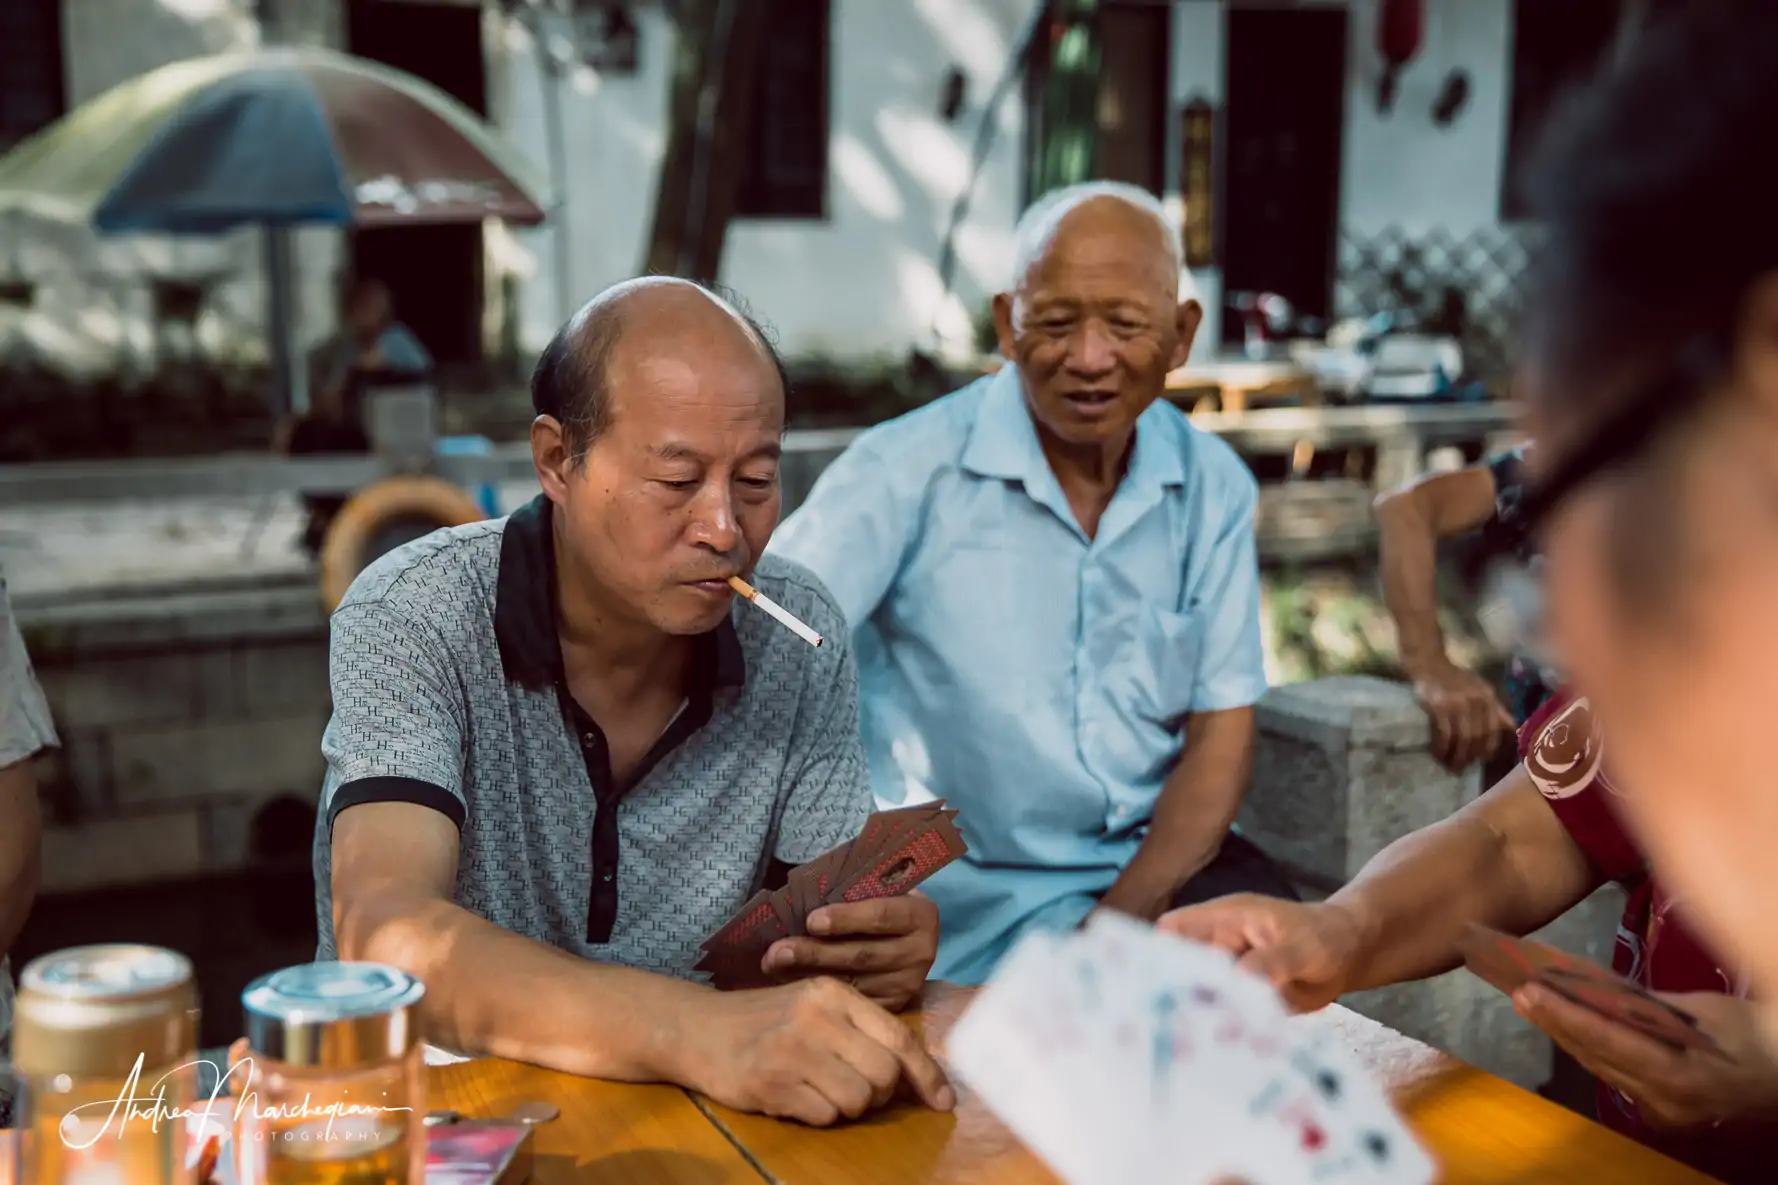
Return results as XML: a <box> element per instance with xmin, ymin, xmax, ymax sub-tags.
<box><xmin>1374</xmin><ymin>443</ymin><xmax>1555</xmax><ymax>776</ymax></box>
<box><xmin>278</xmin><ymin>278</ymin><xmax>433</xmax><ymax>555</ymax></box>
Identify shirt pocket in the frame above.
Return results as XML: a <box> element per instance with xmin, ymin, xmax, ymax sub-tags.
<box><xmin>1119</xmin><ymin>604</ymin><xmax>1206</xmax><ymax>729</ymax></box>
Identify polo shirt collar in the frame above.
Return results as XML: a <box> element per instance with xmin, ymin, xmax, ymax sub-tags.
<box><xmin>959</xmin><ymin>365</ymin><xmax>1188</xmax><ymax>541</ymax></box>
<box><xmin>494</xmin><ymin>494</ymin><xmax>746</xmax><ymax>692</ymax></box>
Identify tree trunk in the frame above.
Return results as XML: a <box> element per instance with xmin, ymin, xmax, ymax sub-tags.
<box><xmin>643</xmin><ymin>0</ymin><xmax>771</xmax><ymax>283</ymax></box>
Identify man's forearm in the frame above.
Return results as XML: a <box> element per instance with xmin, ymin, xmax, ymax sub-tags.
<box><xmin>1104</xmin><ymin>719</ymin><xmax>1253</xmax><ymax>918</ymax></box>
<box><xmin>1376</xmin><ymin>498</ymin><xmax>1449</xmax><ymax>674</ymax></box>
<box><xmin>1329</xmin><ymin>800</ymin><xmax>1596</xmax><ymax>992</ymax></box>
<box><xmin>338</xmin><ymin>893</ymin><xmax>710</xmax><ymax>1083</ymax></box>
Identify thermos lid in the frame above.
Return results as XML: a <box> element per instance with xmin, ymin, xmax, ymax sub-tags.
<box><xmin>242</xmin><ymin>962</ymin><xmax>425</xmax><ymax>1069</ymax></box>
<box><xmin>14</xmin><ymin>944</ymin><xmax>197</xmax><ymax>1077</ymax></box>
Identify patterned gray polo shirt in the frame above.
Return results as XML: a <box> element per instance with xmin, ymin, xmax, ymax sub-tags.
<box><xmin>312</xmin><ymin>495</ymin><xmax>871</xmax><ymax>978</ymax></box>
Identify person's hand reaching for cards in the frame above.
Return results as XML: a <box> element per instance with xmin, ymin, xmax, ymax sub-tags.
<box><xmin>760</xmin><ymin>892</ymin><xmax>940</xmax><ymax>1011</ymax></box>
<box><xmin>1158</xmin><ymin>894</ymin><xmax>1369</xmax><ymax>1013</ymax></box>
<box><xmin>1514</xmin><ymin>985</ymin><xmax>1778</xmax><ymax>1129</ymax></box>
<box><xmin>682</xmin><ymin>975</ymin><xmax>955</xmax><ymax>1126</ymax></box>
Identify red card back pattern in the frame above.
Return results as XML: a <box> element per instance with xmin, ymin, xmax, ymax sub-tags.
<box><xmin>839</xmin><ymin>827</ymin><xmax>962</xmax><ymax>901</ymax></box>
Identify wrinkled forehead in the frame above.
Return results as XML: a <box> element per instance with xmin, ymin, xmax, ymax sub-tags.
<box><xmin>1020</xmin><ymin>204</ymin><xmax>1179</xmax><ymax>302</ymax></box>
<box><xmin>604</xmin><ymin>321</ymin><xmax>784</xmax><ymax>430</ymax></box>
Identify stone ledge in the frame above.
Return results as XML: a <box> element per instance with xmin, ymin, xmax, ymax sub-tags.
<box><xmin>40</xmin><ymin>809</ymin><xmax>206</xmax><ymax>894</ymax></box>
<box><xmin>18</xmin><ymin>583</ymin><xmax>326</xmax><ymax>658</ymax></box>
<box><xmin>1257</xmin><ymin>675</ymin><xmax>1437</xmax><ymax>754</ymax></box>
<box><xmin>109</xmin><ymin>711</ymin><xmax>329</xmax><ymax>806</ymax></box>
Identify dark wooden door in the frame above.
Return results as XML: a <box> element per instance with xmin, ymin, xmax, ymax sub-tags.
<box><xmin>346</xmin><ymin>0</ymin><xmax>487</xmax><ymax>367</ymax></box>
<box><xmin>1220</xmin><ymin>5</ymin><xmax>1348</xmax><ymax>344</ymax></box>
<box><xmin>1093</xmin><ymin>0</ymin><xmax>1173</xmax><ymax>195</ymax></box>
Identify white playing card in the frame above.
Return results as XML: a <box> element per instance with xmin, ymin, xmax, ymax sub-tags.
<box><xmin>1273</xmin><ymin>1025</ymin><xmax>1438</xmax><ymax>1185</ymax></box>
<box><xmin>948</xmin><ymin>932</ymin><xmax>1142</xmax><ymax>1185</ymax></box>
<box><xmin>950</xmin><ymin>918</ymin><xmax>1437</xmax><ymax>1185</ymax></box>
<box><xmin>1073</xmin><ymin>912</ymin><xmax>1289</xmax><ymax>1177</ymax></box>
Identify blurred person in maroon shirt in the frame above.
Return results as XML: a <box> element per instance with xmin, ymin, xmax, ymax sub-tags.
<box><xmin>1162</xmin><ymin>685</ymin><xmax>1778</xmax><ymax>1184</ymax></box>
<box><xmin>1497</xmin><ymin>0</ymin><xmax>1778</xmax><ymax>1057</ymax></box>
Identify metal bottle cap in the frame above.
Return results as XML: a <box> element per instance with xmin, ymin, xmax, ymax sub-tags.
<box><xmin>14</xmin><ymin>945</ymin><xmax>197</xmax><ymax>1078</ymax></box>
<box><xmin>242</xmin><ymin>962</ymin><xmax>425</xmax><ymax>1069</ymax></box>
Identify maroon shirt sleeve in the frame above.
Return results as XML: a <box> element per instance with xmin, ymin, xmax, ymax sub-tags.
<box><xmin>1518</xmin><ymin>687</ymin><xmax>1645</xmax><ymax>882</ymax></box>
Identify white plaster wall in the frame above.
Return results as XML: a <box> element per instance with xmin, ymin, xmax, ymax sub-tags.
<box><xmin>485</xmin><ymin>4</ymin><xmax>676</xmax><ymax>348</ymax></box>
<box><xmin>492</xmin><ymin>0</ymin><xmax>1036</xmax><ymax>365</ymax></box>
<box><xmin>62</xmin><ymin>0</ymin><xmax>260</xmax><ymax>105</ymax></box>
<box><xmin>12</xmin><ymin>0</ymin><xmax>1524</xmax><ymax>381</ymax></box>
<box><xmin>1338</xmin><ymin>0</ymin><xmax>1517</xmax><ymax>239</ymax></box>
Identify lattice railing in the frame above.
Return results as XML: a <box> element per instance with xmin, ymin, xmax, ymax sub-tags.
<box><xmin>1335</xmin><ymin>225</ymin><xmax>1543</xmax><ymax>381</ymax></box>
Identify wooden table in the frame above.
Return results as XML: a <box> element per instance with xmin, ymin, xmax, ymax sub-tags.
<box><xmin>428</xmin><ymin>1057</ymin><xmax>761</xmax><ymax>1184</ymax></box>
<box><xmin>430</xmin><ymin>984</ymin><xmax>1724</xmax><ymax>1185</ymax></box>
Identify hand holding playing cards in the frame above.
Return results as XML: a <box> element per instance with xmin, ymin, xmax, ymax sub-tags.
<box><xmin>695</xmin><ymin>802</ymin><xmax>965</xmax><ymax>1004</ymax></box>
<box><xmin>1515</xmin><ymin>984</ymin><xmax>1778</xmax><ymax>1129</ymax></box>
<box><xmin>680</xmin><ymin>976</ymin><xmax>955</xmax><ymax>1126</ymax></box>
<box><xmin>1158</xmin><ymin>895</ymin><xmax>1370</xmax><ymax>1013</ymax></box>
<box><xmin>762</xmin><ymin>893</ymin><xmax>939</xmax><ymax>1011</ymax></box>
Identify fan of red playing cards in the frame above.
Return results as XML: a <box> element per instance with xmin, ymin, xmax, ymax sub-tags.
<box><xmin>694</xmin><ymin>801</ymin><xmax>967</xmax><ymax>990</ymax></box>
<box><xmin>1456</xmin><ymin>923</ymin><xmax>1717</xmax><ymax>1053</ymax></box>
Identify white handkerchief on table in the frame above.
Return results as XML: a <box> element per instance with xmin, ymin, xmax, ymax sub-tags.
<box><xmin>424</xmin><ymin>1043</ymin><xmax>475</xmax><ymax>1066</ymax></box>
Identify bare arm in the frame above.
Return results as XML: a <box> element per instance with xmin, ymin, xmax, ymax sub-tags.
<box><xmin>0</xmin><ymin>759</ymin><xmax>41</xmax><ymax>962</ymax></box>
<box><xmin>331</xmin><ymin>802</ymin><xmax>709</xmax><ymax>1083</ymax></box>
<box><xmin>1331</xmin><ymin>765</ymin><xmax>1602</xmax><ymax>991</ymax></box>
<box><xmin>331</xmin><ymin>802</ymin><xmax>953</xmax><ymax>1119</ymax></box>
<box><xmin>1374</xmin><ymin>464</ymin><xmax>1500</xmax><ymax>674</ymax></box>
<box><xmin>1375</xmin><ymin>464</ymin><xmax>1516</xmax><ymax>768</ymax></box>
<box><xmin>1100</xmin><ymin>707</ymin><xmax>1255</xmax><ymax>920</ymax></box>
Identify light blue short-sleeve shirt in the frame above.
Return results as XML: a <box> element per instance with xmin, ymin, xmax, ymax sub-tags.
<box><xmin>771</xmin><ymin>369</ymin><xmax>1268</xmax><ymax>983</ymax></box>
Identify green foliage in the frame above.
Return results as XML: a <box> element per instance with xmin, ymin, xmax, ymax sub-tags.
<box><xmin>783</xmin><ymin>356</ymin><xmax>979</xmax><ymax>427</ymax></box>
<box><xmin>1263</xmin><ymin>563</ymin><xmax>1406</xmax><ymax>685</ymax></box>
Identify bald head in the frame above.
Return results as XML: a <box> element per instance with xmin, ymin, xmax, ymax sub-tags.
<box><xmin>1010</xmin><ymin>182</ymin><xmax>1196</xmax><ymax>303</ymax></box>
<box><xmin>532</xmin><ymin>277</ymin><xmax>787</xmax><ymax>460</ymax></box>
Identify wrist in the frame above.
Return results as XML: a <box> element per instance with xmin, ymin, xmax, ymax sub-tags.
<box><xmin>1320</xmin><ymin>894</ymin><xmax>1386</xmax><ymax>992</ymax></box>
<box><xmin>631</xmin><ymin>977</ymin><xmax>720</xmax><ymax>1087</ymax></box>
<box><xmin>1400</xmin><ymin>649</ymin><xmax>1455</xmax><ymax>681</ymax></box>
<box><xmin>1108</xmin><ymin>857</ymin><xmax>1198</xmax><ymax>918</ymax></box>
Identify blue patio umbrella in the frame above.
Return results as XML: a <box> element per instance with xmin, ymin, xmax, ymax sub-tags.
<box><xmin>0</xmin><ymin>47</ymin><xmax>550</xmax><ymax>406</ymax></box>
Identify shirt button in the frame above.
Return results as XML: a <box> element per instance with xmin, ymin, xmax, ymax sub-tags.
<box><xmin>602</xmin><ymin>870</ymin><xmax>614</xmax><ymax>883</ymax></box>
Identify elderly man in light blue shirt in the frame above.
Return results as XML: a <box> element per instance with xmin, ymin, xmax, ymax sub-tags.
<box><xmin>771</xmin><ymin>182</ymin><xmax>1295</xmax><ymax>984</ymax></box>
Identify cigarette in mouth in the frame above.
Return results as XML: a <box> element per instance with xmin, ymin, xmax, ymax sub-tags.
<box><xmin>726</xmin><ymin>576</ymin><xmax>824</xmax><ymax>647</ymax></box>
